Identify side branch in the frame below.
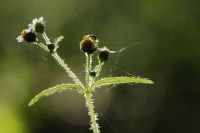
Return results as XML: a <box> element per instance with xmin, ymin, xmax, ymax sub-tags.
<box><xmin>52</xmin><ymin>52</ymin><xmax>84</xmax><ymax>88</ymax></box>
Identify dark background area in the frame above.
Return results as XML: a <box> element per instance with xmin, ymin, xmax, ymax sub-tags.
<box><xmin>0</xmin><ymin>0</ymin><xmax>200</xmax><ymax>133</ymax></box>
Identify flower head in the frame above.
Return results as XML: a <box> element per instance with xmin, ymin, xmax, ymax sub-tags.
<box><xmin>80</xmin><ymin>34</ymin><xmax>99</xmax><ymax>54</ymax></box>
<box><xmin>28</xmin><ymin>17</ymin><xmax>46</xmax><ymax>33</ymax></box>
<box><xmin>16</xmin><ymin>28</ymin><xmax>37</xmax><ymax>43</ymax></box>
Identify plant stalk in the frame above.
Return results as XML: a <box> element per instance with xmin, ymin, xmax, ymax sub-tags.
<box><xmin>84</xmin><ymin>92</ymin><xmax>99</xmax><ymax>133</ymax></box>
<box><xmin>38</xmin><ymin>32</ymin><xmax>84</xmax><ymax>89</ymax></box>
<box><xmin>42</xmin><ymin>32</ymin><xmax>51</xmax><ymax>44</ymax></box>
<box><xmin>85</xmin><ymin>53</ymin><xmax>99</xmax><ymax>133</ymax></box>
<box><xmin>51</xmin><ymin>52</ymin><xmax>84</xmax><ymax>88</ymax></box>
<box><xmin>85</xmin><ymin>54</ymin><xmax>92</xmax><ymax>90</ymax></box>
<box><xmin>91</xmin><ymin>62</ymin><xmax>104</xmax><ymax>85</ymax></box>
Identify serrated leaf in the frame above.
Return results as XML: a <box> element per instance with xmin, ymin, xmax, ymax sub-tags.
<box><xmin>28</xmin><ymin>84</ymin><xmax>81</xmax><ymax>107</ymax></box>
<box><xmin>93</xmin><ymin>76</ymin><xmax>154</xmax><ymax>88</ymax></box>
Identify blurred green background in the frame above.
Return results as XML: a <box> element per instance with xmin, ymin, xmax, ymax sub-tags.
<box><xmin>0</xmin><ymin>0</ymin><xmax>200</xmax><ymax>133</ymax></box>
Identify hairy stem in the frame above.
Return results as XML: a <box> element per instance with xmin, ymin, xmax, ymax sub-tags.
<box><xmin>42</xmin><ymin>32</ymin><xmax>51</xmax><ymax>44</ymax></box>
<box><xmin>84</xmin><ymin>92</ymin><xmax>99</xmax><ymax>133</ymax></box>
<box><xmin>85</xmin><ymin>54</ymin><xmax>92</xmax><ymax>90</ymax></box>
<box><xmin>96</xmin><ymin>62</ymin><xmax>104</xmax><ymax>78</ymax></box>
<box><xmin>90</xmin><ymin>62</ymin><xmax>104</xmax><ymax>88</ymax></box>
<box><xmin>36</xmin><ymin>42</ymin><xmax>49</xmax><ymax>51</ymax></box>
<box><xmin>93</xmin><ymin>62</ymin><xmax>104</xmax><ymax>82</ymax></box>
<box><xmin>84</xmin><ymin>53</ymin><xmax>100</xmax><ymax>133</ymax></box>
<box><xmin>52</xmin><ymin>52</ymin><xmax>84</xmax><ymax>88</ymax></box>
<box><xmin>38</xmin><ymin>33</ymin><xmax>84</xmax><ymax>89</ymax></box>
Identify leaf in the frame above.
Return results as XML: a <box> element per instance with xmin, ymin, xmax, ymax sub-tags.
<box><xmin>28</xmin><ymin>84</ymin><xmax>82</xmax><ymax>107</ymax></box>
<box><xmin>93</xmin><ymin>76</ymin><xmax>154</xmax><ymax>88</ymax></box>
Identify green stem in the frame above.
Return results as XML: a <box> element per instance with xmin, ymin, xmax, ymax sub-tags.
<box><xmin>38</xmin><ymin>32</ymin><xmax>84</xmax><ymax>89</ymax></box>
<box><xmin>51</xmin><ymin>52</ymin><xmax>84</xmax><ymax>89</ymax></box>
<box><xmin>94</xmin><ymin>62</ymin><xmax>104</xmax><ymax>81</ymax></box>
<box><xmin>84</xmin><ymin>53</ymin><xmax>99</xmax><ymax>133</ymax></box>
<box><xmin>90</xmin><ymin>62</ymin><xmax>104</xmax><ymax>88</ymax></box>
<box><xmin>84</xmin><ymin>92</ymin><xmax>99</xmax><ymax>133</ymax></box>
<box><xmin>42</xmin><ymin>32</ymin><xmax>51</xmax><ymax>44</ymax></box>
<box><xmin>34</xmin><ymin>43</ymin><xmax>84</xmax><ymax>89</ymax></box>
<box><xmin>35</xmin><ymin>42</ymin><xmax>49</xmax><ymax>51</ymax></box>
<box><xmin>85</xmin><ymin>54</ymin><xmax>92</xmax><ymax>90</ymax></box>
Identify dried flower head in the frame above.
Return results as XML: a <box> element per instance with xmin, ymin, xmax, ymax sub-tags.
<box><xmin>16</xmin><ymin>29</ymin><xmax>37</xmax><ymax>43</ymax></box>
<box><xmin>80</xmin><ymin>34</ymin><xmax>99</xmax><ymax>54</ymax></box>
<box><xmin>29</xmin><ymin>17</ymin><xmax>46</xmax><ymax>33</ymax></box>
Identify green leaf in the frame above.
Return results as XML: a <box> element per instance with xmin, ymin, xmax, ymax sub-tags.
<box><xmin>93</xmin><ymin>76</ymin><xmax>154</xmax><ymax>88</ymax></box>
<box><xmin>28</xmin><ymin>84</ymin><xmax>82</xmax><ymax>107</ymax></box>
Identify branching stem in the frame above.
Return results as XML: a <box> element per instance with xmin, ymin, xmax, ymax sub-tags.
<box><xmin>84</xmin><ymin>53</ymin><xmax>100</xmax><ymax>133</ymax></box>
<box><xmin>90</xmin><ymin>62</ymin><xmax>104</xmax><ymax>89</ymax></box>
<box><xmin>51</xmin><ymin>52</ymin><xmax>84</xmax><ymax>89</ymax></box>
<box><xmin>35</xmin><ymin>35</ymin><xmax>84</xmax><ymax>89</ymax></box>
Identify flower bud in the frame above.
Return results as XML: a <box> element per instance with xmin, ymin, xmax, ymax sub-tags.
<box><xmin>98</xmin><ymin>47</ymin><xmax>110</xmax><ymax>62</ymax></box>
<box><xmin>47</xmin><ymin>43</ymin><xmax>55</xmax><ymax>53</ymax></box>
<box><xmin>80</xmin><ymin>34</ymin><xmax>98</xmax><ymax>54</ymax></box>
<box><xmin>89</xmin><ymin>71</ymin><xmax>96</xmax><ymax>77</ymax></box>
